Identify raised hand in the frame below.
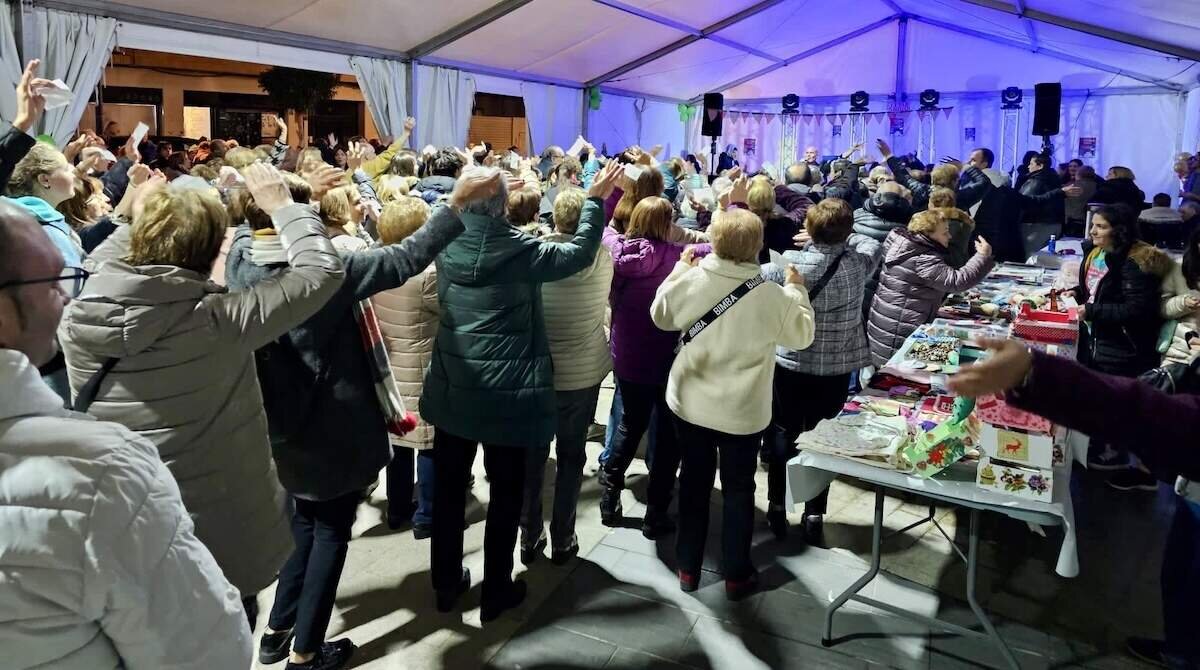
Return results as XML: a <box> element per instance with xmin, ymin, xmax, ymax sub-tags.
<box><xmin>975</xmin><ymin>235</ymin><xmax>993</xmax><ymax>258</ymax></box>
<box><xmin>326</xmin><ymin>132</ymin><xmax>338</xmax><ymax>148</ymax></box>
<box><xmin>946</xmin><ymin>339</ymin><xmax>1033</xmax><ymax>398</ymax></box>
<box><xmin>14</xmin><ymin>60</ymin><xmax>48</xmax><ymax>133</ymax></box>
<box><xmin>1061</xmin><ymin>185</ymin><xmax>1083</xmax><ymax>198</ymax></box>
<box><xmin>122</xmin><ymin>133</ymin><xmax>140</xmax><ymax>162</ymax></box>
<box><xmin>785</xmin><ymin>264</ymin><xmax>805</xmax><ymax>287</ymax></box>
<box><xmin>450</xmin><ymin>167</ymin><xmax>503</xmax><ymax>211</ymax></box>
<box><xmin>588</xmin><ymin>161</ymin><xmax>623</xmax><ymax>200</ymax></box>
<box><xmin>346</xmin><ymin>141</ymin><xmax>368</xmax><ymax>171</ymax></box>
<box><xmin>875</xmin><ymin>138</ymin><xmax>892</xmax><ymax>159</ymax></box>
<box><xmin>274</xmin><ymin>115</ymin><xmax>287</xmax><ymax>143</ymax></box>
<box><xmin>243</xmin><ymin>163</ymin><xmax>293</xmax><ymax>216</ymax></box>
<box><xmin>793</xmin><ymin>228</ymin><xmax>812</xmax><ymax>247</ymax></box>
<box><xmin>63</xmin><ymin>133</ymin><xmax>92</xmax><ymax>163</ymax></box>
<box><xmin>939</xmin><ymin>155</ymin><xmax>962</xmax><ymax>167</ymax></box>
<box><xmin>403</xmin><ymin>117</ymin><xmax>416</xmax><ymax>133</ymax></box>
<box><xmin>728</xmin><ymin>175</ymin><xmax>750</xmax><ymax>205</ymax></box>
<box><xmin>306</xmin><ymin>164</ymin><xmax>345</xmax><ymax>201</ymax></box>
<box><xmin>127</xmin><ymin>162</ymin><xmax>151</xmax><ymax>188</ymax></box>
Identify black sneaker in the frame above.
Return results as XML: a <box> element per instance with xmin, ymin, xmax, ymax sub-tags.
<box><xmin>550</xmin><ymin>543</ymin><xmax>579</xmax><ymax>566</ymax></box>
<box><xmin>1125</xmin><ymin>637</ymin><xmax>1171</xmax><ymax>668</ymax></box>
<box><xmin>481</xmin><ymin>579</ymin><xmax>528</xmax><ymax>623</ymax></box>
<box><xmin>1088</xmin><ymin>449</ymin><xmax>1129</xmax><ymax>471</ymax></box>
<box><xmin>258</xmin><ymin>628</ymin><xmax>294</xmax><ymax>665</ymax></box>
<box><xmin>599</xmin><ymin>487</ymin><xmax>623</xmax><ymax>527</ymax></box>
<box><xmin>520</xmin><ymin>536</ymin><xmax>547</xmax><ymax>566</ymax></box>
<box><xmin>436</xmin><ymin>567</ymin><xmax>471</xmax><ymax>613</ymax></box>
<box><xmin>412</xmin><ymin>523</ymin><xmax>432</xmax><ymax>540</ymax></box>
<box><xmin>284</xmin><ymin>639</ymin><xmax>356</xmax><ymax>670</ymax></box>
<box><xmin>802</xmin><ymin>514</ymin><xmax>825</xmax><ymax>545</ymax></box>
<box><xmin>1108</xmin><ymin>469</ymin><xmax>1160</xmax><ymax>492</ymax></box>
<box><xmin>641</xmin><ymin>512</ymin><xmax>676</xmax><ymax>540</ymax></box>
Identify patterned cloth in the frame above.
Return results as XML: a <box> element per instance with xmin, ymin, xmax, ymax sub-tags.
<box><xmin>352</xmin><ymin>297</ymin><xmax>417</xmax><ymax>437</ymax></box>
<box><xmin>762</xmin><ymin>235</ymin><xmax>882</xmax><ymax>376</ymax></box>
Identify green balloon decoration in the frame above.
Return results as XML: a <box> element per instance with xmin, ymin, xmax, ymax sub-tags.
<box><xmin>677</xmin><ymin>104</ymin><xmax>696</xmax><ymax>122</ymax></box>
<box><xmin>587</xmin><ymin>87</ymin><xmax>602</xmax><ymax>111</ymax></box>
<box><xmin>35</xmin><ymin>134</ymin><xmax>56</xmax><ymax>147</ymax></box>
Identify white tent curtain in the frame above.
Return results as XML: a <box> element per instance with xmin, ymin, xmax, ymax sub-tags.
<box><xmin>415</xmin><ymin>64</ymin><xmax>474</xmax><ymax>149</ymax></box>
<box><xmin>587</xmin><ymin>94</ymin><xmax>685</xmax><ymax>160</ymax></box>
<box><xmin>520</xmin><ymin>81</ymin><xmax>582</xmax><ymax>156</ymax></box>
<box><xmin>0</xmin><ymin>4</ymin><xmax>22</xmax><ymax>131</ymax></box>
<box><xmin>26</xmin><ymin>7</ymin><xmax>116</xmax><ymax>146</ymax></box>
<box><xmin>1184</xmin><ymin>88</ymin><xmax>1200</xmax><ymax>157</ymax></box>
<box><xmin>348</xmin><ymin>56</ymin><xmax>408</xmax><ymax>141</ymax></box>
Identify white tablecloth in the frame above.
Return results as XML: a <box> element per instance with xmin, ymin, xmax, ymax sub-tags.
<box><xmin>786</xmin><ymin>449</ymin><xmax>1080</xmax><ymax>577</ymax></box>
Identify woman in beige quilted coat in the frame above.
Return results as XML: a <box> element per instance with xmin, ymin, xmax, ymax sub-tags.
<box><xmin>371</xmin><ymin>197</ymin><xmax>440</xmax><ymax>538</ymax></box>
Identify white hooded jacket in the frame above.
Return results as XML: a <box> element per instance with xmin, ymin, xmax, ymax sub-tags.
<box><xmin>0</xmin><ymin>349</ymin><xmax>252</xmax><ymax>669</ymax></box>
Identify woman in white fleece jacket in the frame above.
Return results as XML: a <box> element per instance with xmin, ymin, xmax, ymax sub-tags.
<box><xmin>651</xmin><ymin>207</ymin><xmax>815</xmax><ymax>601</ymax></box>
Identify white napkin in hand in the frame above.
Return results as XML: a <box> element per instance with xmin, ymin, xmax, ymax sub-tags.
<box><xmin>35</xmin><ymin>79</ymin><xmax>72</xmax><ymax>110</ymax></box>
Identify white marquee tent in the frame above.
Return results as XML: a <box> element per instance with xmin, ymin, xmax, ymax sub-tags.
<box><xmin>3</xmin><ymin>0</ymin><xmax>1199</xmax><ymax>196</ymax></box>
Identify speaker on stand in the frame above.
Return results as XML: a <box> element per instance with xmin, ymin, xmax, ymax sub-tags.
<box><xmin>1032</xmin><ymin>82</ymin><xmax>1062</xmax><ymax>158</ymax></box>
<box><xmin>702</xmin><ymin>92</ymin><xmax>724</xmax><ymax>179</ymax></box>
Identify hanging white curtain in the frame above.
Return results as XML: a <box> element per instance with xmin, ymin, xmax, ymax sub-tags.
<box><xmin>348</xmin><ymin>56</ymin><xmax>408</xmax><ymax>141</ymax></box>
<box><xmin>27</xmin><ymin>7</ymin><xmax>116</xmax><ymax>145</ymax></box>
<box><xmin>415</xmin><ymin>64</ymin><xmax>474</xmax><ymax>149</ymax></box>
<box><xmin>0</xmin><ymin>4</ymin><xmax>22</xmax><ymax>131</ymax></box>
<box><xmin>1184</xmin><ymin>88</ymin><xmax>1200</xmax><ymax>158</ymax></box>
<box><xmin>520</xmin><ymin>81</ymin><xmax>582</xmax><ymax>156</ymax></box>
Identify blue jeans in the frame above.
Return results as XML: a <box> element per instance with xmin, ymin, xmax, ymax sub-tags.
<box><xmin>601</xmin><ymin>383</ymin><xmax>658</xmax><ymax>466</ymax></box>
<box><xmin>1163</xmin><ymin>497</ymin><xmax>1200</xmax><ymax>666</ymax></box>
<box><xmin>522</xmin><ymin>385</ymin><xmax>601</xmax><ymax>552</ymax></box>
<box><xmin>387</xmin><ymin>446</ymin><xmax>434</xmax><ymax>527</ymax></box>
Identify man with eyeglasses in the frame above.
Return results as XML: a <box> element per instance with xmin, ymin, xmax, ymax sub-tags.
<box><xmin>0</xmin><ymin>201</ymin><xmax>252</xmax><ymax>667</ymax></box>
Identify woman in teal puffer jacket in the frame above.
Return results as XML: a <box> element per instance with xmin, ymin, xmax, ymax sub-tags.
<box><xmin>420</xmin><ymin>162</ymin><xmax>622</xmax><ymax>623</ymax></box>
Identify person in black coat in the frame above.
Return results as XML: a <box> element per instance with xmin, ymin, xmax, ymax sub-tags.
<box><xmin>1</xmin><ymin>60</ymin><xmax>47</xmax><ymax>195</ymax></box>
<box><xmin>1093</xmin><ymin>166</ymin><xmax>1147</xmax><ymax>212</ymax></box>
<box><xmin>972</xmin><ymin>169</ymin><xmax>1026</xmax><ymax>263</ymax></box>
<box><xmin>717</xmin><ymin>144</ymin><xmax>740</xmax><ymax>174</ymax></box>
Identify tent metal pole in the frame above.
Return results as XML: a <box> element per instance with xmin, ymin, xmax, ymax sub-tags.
<box><xmin>689</xmin><ymin>14</ymin><xmax>900</xmax><ymax>103</ymax></box>
<box><xmin>408</xmin><ymin>0</ymin><xmax>534</xmax><ymax>59</ymax></box>
<box><xmin>585</xmin><ymin>0</ymin><xmax>786</xmax><ymax>88</ymax></box>
<box><xmin>405</xmin><ymin>60</ymin><xmax>416</xmax><ymax>148</ymax></box>
<box><xmin>911</xmin><ymin>16</ymin><xmax>1184</xmax><ymax>92</ymax></box>
<box><xmin>1013</xmin><ymin>0</ymin><xmax>1038</xmax><ymax>51</ymax></box>
<box><xmin>953</xmin><ymin>0</ymin><xmax>1200</xmax><ymax>62</ymax></box>
<box><xmin>893</xmin><ymin>16</ymin><xmax>908</xmax><ymax>106</ymax></box>
<box><xmin>590</xmin><ymin>0</ymin><xmax>783</xmax><ymax>64</ymax></box>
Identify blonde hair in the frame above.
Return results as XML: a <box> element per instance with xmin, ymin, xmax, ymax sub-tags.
<box><xmin>625</xmin><ymin>196</ymin><xmax>673</xmax><ymax>241</ymax></box>
<box><xmin>710</xmin><ymin>208</ymin><xmax>763</xmax><ymax>263</ymax></box>
<box><xmin>1109</xmin><ymin>166</ymin><xmax>1136</xmax><ymax>180</ymax></box>
<box><xmin>126</xmin><ymin>186</ymin><xmax>228</xmax><ymax>273</ymax></box>
<box><xmin>930</xmin><ymin>164</ymin><xmax>961</xmax><ymax>190</ymax></box>
<box><xmin>224</xmin><ymin>146</ymin><xmax>258</xmax><ymax>169</ymax></box>
<box><xmin>377</xmin><ymin>197</ymin><xmax>430</xmax><ymax>245</ymax></box>
<box><xmin>746</xmin><ymin>176</ymin><xmax>775</xmax><ymax>221</ymax></box>
<box><xmin>298</xmin><ymin>147</ymin><xmax>325</xmax><ymax>176</ymax></box>
<box><xmin>320</xmin><ymin>185</ymin><xmax>359</xmax><ymax>229</ymax></box>
<box><xmin>908</xmin><ymin>209</ymin><xmax>947</xmax><ymax>235</ymax></box>
<box><xmin>804</xmin><ymin>199</ymin><xmax>854</xmax><ymax>245</ymax></box>
<box><xmin>928</xmin><ymin>187</ymin><xmax>956</xmax><ymax>209</ymax></box>
<box><xmin>553</xmin><ymin>188</ymin><xmax>586</xmax><ymax>234</ymax></box>
<box><xmin>506</xmin><ymin>187</ymin><xmax>541</xmax><ymax>226</ymax></box>
<box><xmin>6</xmin><ymin>142</ymin><xmax>68</xmax><ymax>197</ymax></box>
<box><xmin>611</xmin><ymin>168</ymin><xmax>665</xmax><ymax>232</ymax></box>
<box><xmin>57</xmin><ymin>176</ymin><xmax>103</xmax><ymax>230</ymax></box>
<box><xmin>376</xmin><ymin>175</ymin><xmax>419</xmax><ymax>205</ymax></box>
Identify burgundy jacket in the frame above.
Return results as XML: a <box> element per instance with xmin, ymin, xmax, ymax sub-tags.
<box><xmin>1008</xmin><ymin>352</ymin><xmax>1200</xmax><ymax>481</ymax></box>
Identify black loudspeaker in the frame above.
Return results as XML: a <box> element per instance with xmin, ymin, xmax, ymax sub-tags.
<box><xmin>701</xmin><ymin>92</ymin><xmax>724</xmax><ymax>137</ymax></box>
<box><xmin>1032</xmin><ymin>82</ymin><xmax>1062</xmax><ymax>136</ymax></box>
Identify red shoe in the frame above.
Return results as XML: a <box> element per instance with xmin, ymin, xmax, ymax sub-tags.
<box><xmin>678</xmin><ymin>570</ymin><xmax>700</xmax><ymax>593</ymax></box>
<box><xmin>725</xmin><ymin>572</ymin><xmax>759</xmax><ymax>601</ymax></box>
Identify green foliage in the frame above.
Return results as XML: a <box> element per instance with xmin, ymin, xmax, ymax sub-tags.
<box><xmin>257</xmin><ymin>67</ymin><xmax>339</xmax><ymax>115</ymax></box>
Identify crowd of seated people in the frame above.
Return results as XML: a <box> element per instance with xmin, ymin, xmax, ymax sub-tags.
<box><xmin>2</xmin><ymin>57</ymin><xmax>1199</xmax><ymax>670</ymax></box>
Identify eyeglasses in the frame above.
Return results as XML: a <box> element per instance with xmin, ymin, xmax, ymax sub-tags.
<box><xmin>0</xmin><ymin>267</ymin><xmax>90</xmax><ymax>297</ymax></box>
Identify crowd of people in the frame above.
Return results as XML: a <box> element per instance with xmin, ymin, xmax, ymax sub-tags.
<box><xmin>1</xmin><ymin>56</ymin><xmax>1198</xmax><ymax>670</ymax></box>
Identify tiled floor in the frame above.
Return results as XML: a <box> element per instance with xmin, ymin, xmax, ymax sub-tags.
<box><xmin>251</xmin><ymin>380</ymin><xmax>1175</xmax><ymax>669</ymax></box>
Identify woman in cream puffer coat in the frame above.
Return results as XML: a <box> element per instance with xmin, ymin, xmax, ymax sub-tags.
<box><xmin>371</xmin><ymin>197</ymin><xmax>441</xmax><ymax>534</ymax></box>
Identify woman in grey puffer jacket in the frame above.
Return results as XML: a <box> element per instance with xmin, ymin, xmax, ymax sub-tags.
<box><xmin>866</xmin><ymin>210</ymin><xmax>995</xmax><ymax>367</ymax></box>
<box><xmin>853</xmin><ymin>184</ymin><xmax>914</xmax><ymax>319</ymax></box>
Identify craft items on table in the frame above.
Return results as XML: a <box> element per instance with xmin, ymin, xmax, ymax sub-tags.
<box><xmin>976</xmin><ymin>457</ymin><xmax>1053</xmax><ymax>500</ymax></box>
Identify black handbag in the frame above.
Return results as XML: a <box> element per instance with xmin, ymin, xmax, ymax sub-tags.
<box><xmin>1138</xmin><ymin>356</ymin><xmax>1200</xmax><ymax>395</ymax></box>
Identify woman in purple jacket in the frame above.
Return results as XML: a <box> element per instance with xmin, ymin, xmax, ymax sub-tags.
<box><xmin>599</xmin><ymin>197</ymin><xmax>708</xmax><ymax>538</ymax></box>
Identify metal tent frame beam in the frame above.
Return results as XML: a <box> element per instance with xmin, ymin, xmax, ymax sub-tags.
<box><xmin>689</xmin><ymin>14</ymin><xmax>900</xmax><ymax>103</ymax></box>
<box><xmin>912</xmin><ymin>15</ymin><xmax>1184</xmax><ymax>92</ymax></box>
<box><xmin>955</xmin><ymin>0</ymin><xmax>1200</xmax><ymax>62</ymax></box>
<box><xmin>1013</xmin><ymin>0</ymin><xmax>1038</xmax><ymax>51</ymax></box>
<box><xmin>585</xmin><ymin>0</ymin><xmax>786</xmax><ymax>88</ymax></box>
<box><xmin>590</xmin><ymin>0</ymin><xmax>783</xmax><ymax>64</ymax></box>
<box><xmin>409</xmin><ymin>0</ymin><xmax>535</xmax><ymax>59</ymax></box>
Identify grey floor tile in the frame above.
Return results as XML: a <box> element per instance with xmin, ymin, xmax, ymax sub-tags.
<box><xmin>529</xmin><ymin>584</ymin><xmax>700</xmax><ymax>659</ymax></box>
<box><xmin>677</xmin><ymin>616</ymin><xmax>869</xmax><ymax>670</ymax></box>
<box><xmin>606</xmin><ymin>648</ymin><xmax>699</xmax><ymax>669</ymax></box>
<box><xmin>487</xmin><ymin>625</ymin><xmax>618</xmax><ymax>669</ymax></box>
<box><xmin>822</xmin><ymin>607</ymin><xmax>932</xmax><ymax>670</ymax></box>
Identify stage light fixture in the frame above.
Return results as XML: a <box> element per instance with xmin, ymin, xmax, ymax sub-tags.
<box><xmin>781</xmin><ymin>93</ymin><xmax>800</xmax><ymax>114</ymax></box>
<box><xmin>1001</xmin><ymin>86</ymin><xmax>1023</xmax><ymax>109</ymax></box>
<box><xmin>849</xmin><ymin>90</ymin><xmax>870</xmax><ymax>112</ymax></box>
<box><xmin>919</xmin><ymin>89</ymin><xmax>940</xmax><ymax>111</ymax></box>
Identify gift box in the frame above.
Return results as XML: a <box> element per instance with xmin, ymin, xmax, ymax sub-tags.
<box><xmin>975</xmin><ymin>395</ymin><xmax>1052</xmax><ymax>434</ymax></box>
<box><xmin>1012</xmin><ymin>305</ymin><xmax>1079</xmax><ymax>345</ymax></box>
<box><xmin>978</xmin><ymin>423</ymin><xmax>1055</xmax><ymax>469</ymax></box>
<box><xmin>976</xmin><ymin>457</ymin><xmax>1053</xmax><ymax>500</ymax></box>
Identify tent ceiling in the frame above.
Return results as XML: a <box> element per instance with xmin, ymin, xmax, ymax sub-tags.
<box><xmin>38</xmin><ymin>0</ymin><xmax>1200</xmax><ymax>101</ymax></box>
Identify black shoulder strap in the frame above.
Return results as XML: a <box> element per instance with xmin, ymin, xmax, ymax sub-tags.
<box><xmin>675</xmin><ymin>275</ymin><xmax>765</xmax><ymax>354</ymax></box>
<box><xmin>806</xmin><ymin>250</ymin><xmax>848</xmax><ymax>301</ymax></box>
<box><xmin>71</xmin><ymin>357</ymin><xmax>119</xmax><ymax>413</ymax></box>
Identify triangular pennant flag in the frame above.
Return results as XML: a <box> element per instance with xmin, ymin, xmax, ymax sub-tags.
<box><xmin>942</xmin><ymin>106</ymin><xmax>953</xmax><ymax>120</ymax></box>
<box><xmin>707</xmin><ymin>109</ymin><xmax>720</xmax><ymax>122</ymax></box>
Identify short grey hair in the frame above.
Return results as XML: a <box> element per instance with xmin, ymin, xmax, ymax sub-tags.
<box><xmin>459</xmin><ymin>166</ymin><xmax>509</xmax><ymax>219</ymax></box>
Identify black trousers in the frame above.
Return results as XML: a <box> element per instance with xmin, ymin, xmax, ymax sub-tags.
<box><xmin>674</xmin><ymin>416</ymin><xmax>761</xmax><ymax>581</ymax></box>
<box><xmin>600</xmin><ymin>377</ymin><xmax>681</xmax><ymax>514</ymax></box>
<box><xmin>267</xmin><ymin>490</ymin><xmax>362</xmax><ymax>654</ymax></box>
<box><xmin>762</xmin><ymin>367</ymin><xmax>852</xmax><ymax>515</ymax></box>
<box><xmin>431</xmin><ymin>427</ymin><xmax>526</xmax><ymax>602</ymax></box>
